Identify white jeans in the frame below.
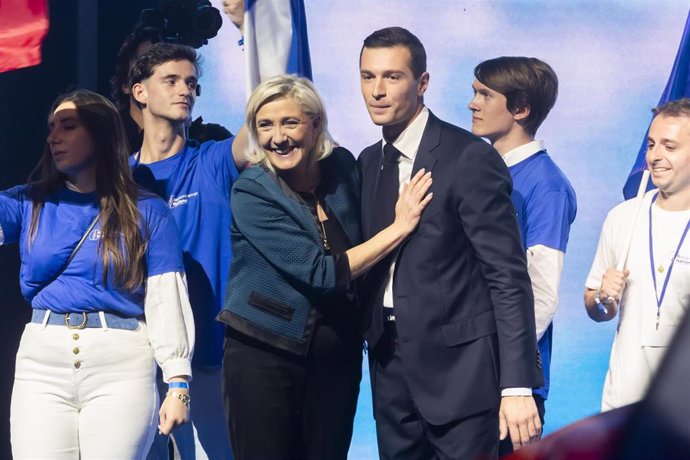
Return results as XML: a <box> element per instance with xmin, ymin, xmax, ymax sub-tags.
<box><xmin>11</xmin><ymin>321</ymin><xmax>158</xmax><ymax>459</ymax></box>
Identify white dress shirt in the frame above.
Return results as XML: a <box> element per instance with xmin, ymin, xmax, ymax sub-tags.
<box><xmin>381</xmin><ymin>107</ymin><xmax>429</xmax><ymax>314</ymax></box>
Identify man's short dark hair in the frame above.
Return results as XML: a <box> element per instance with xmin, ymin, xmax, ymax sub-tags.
<box><xmin>361</xmin><ymin>26</ymin><xmax>426</xmax><ymax>78</ymax></box>
<box><xmin>653</xmin><ymin>98</ymin><xmax>690</xmax><ymax>119</ymax></box>
<box><xmin>474</xmin><ymin>57</ymin><xmax>558</xmax><ymax>137</ymax></box>
<box><xmin>110</xmin><ymin>25</ymin><xmax>163</xmax><ymax>111</ymax></box>
<box><xmin>128</xmin><ymin>42</ymin><xmax>200</xmax><ymax>88</ymax></box>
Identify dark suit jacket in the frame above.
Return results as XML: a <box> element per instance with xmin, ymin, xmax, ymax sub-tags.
<box><xmin>359</xmin><ymin>111</ymin><xmax>542</xmax><ymax>425</ymax></box>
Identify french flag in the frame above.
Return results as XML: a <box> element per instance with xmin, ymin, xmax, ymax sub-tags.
<box><xmin>623</xmin><ymin>10</ymin><xmax>690</xmax><ymax>199</ymax></box>
<box><xmin>243</xmin><ymin>0</ymin><xmax>313</xmax><ymax>97</ymax></box>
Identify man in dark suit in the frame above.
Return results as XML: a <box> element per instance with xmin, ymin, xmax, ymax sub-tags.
<box><xmin>358</xmin><ymin>27</ymin><xmax>543</xmax><ymax>459</ymax></box>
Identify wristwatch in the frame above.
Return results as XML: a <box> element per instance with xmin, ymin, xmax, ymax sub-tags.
<box><xmin>595</xmin><ymin>290</ymin><xmax>615</xmax><ymax>315</ymax></box>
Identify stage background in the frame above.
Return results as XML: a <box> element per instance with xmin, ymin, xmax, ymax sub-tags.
<box><xmin>194</xmin><ymin>1</ymin><xmax>690</xmax><ymax>457</ymax></box>
<box><xmin>1</xmin><ymin>1</ymin><xmax>688</xmax><ymax>458</ymax></box>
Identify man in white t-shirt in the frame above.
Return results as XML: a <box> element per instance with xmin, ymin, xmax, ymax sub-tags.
<box><xmin>585</xmin><ymin>98</ymin><xmax>690</xmax><ymax>410</ymax></box>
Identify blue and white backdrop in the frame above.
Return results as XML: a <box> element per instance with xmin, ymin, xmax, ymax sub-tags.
<box><xmin>197</xmin><ymin>1</ymin><xmax>689</xmax><ymax>457</ymax></box>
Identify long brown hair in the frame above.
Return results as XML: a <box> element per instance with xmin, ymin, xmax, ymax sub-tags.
<box><xmin>28</xmin><ymin>89</ymin><xmax>146</xmax><ymax>291</ymax></box>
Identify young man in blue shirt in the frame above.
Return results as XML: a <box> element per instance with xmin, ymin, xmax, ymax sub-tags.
<box><xmin>129</xmin><ymin>43</ymin><xmax>246</xmax><ymax>460</ymax></box>
<box><xmin>468</xmin><ymin>56</ymin><xmax>577</xmax><ymax>453</ymax></box>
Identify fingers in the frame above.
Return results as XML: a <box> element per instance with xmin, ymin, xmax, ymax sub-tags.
<box><xmin>393</xmin><ymin>169</ymin><xmax>433</xmax><ymax>234</ymax></box>
<box><xmin>407</xmin><ymin>168</ymin><xmax>432</xmax><ymax>189</ymax></box>
<box><xmin>529</xmin><ymin>413</ymin><xmax>542</xmax><ymax>442</ymax></box>
<box><xmin>509</xmin><ymin>415</ymin><xmax>538</xmax><ymax>450</ymax></box>
<box><xmin>414</xmin><ymin>172</ymin><xmax>433</xmax><ymax>198</ymax></box>
<box><xmin>500</xmin><ymin>396</ymin><xmax>541</xmax><ymax>450</ymax></box>
<box><xmin>498</xmin><ymin>411</ymin><xmax>508</xmax><ymax>440</ymax></box>
<box><xmin>158</xmin><ymin>413</ymin><xmax>174</xmax><ymax>436</ymax></box>
<box><xmin>408</xmin><ymin>167</ymin><xmax>427</xmax><ymax>185</ymax></box>
<box><xmin>601</xmin><ymin>268</ymin><xmax>628</xmax><ymax>299</ymax></box>
<box><xmin>510</xmin><ymin>422</ymin><xmax>528</xmax><ymax>451</ymax></box>
<box><xmin>403</xmin><ymin>169</ymin><xmax>432</xmax><ymax>201</ymax></box>
<box><xmin>158</xmin><ymin>395</ymin><xmax>190</xmax><ymax>435</ymax></box>
<box><xmin>420</xmin><ymin>193</ymin><xmax>433</xmax><ymax>207</ymax></box>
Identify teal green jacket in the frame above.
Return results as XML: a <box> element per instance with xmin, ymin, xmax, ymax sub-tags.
<box><xmin>217</xmin><ymin>147</ymin><xmax>362</xmax><ymax>355</ymax></box>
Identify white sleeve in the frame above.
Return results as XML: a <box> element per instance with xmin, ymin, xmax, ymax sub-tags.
<box><xmin>144</xmin><ymin>271</ymin><xmax>195</xmax><ymax>382</ymax></box>
<box><xmin>585</xmin><ymin>212</ymin><xmax>619</xmax><ymax>291</ymax></box>
<box><xmin>526</xmin><ymin>245</ymin><xmax>564</xmax><ymax>341</ymax></box>
<box><xmin>501</xmin><ymin>387</ymin><xmax>533</xmax><ymax>396</ymax></box>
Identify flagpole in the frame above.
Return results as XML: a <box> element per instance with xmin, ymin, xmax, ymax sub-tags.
<box><xmin>617</xmin><ymin>169</ymin><xmax>651</xmax><ymax>272</ymax></box>
<box><xmin>599</xmin><ymin>169</ymin><xmax>650</xmax><ymax>316</ymax></box>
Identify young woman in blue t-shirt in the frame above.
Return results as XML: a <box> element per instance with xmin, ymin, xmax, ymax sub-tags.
<box><xmin>0</xmin><ymin>90</ymin><xmax>195</xmax><ymax>459</ymax></box>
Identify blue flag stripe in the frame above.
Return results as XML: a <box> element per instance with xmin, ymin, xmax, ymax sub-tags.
<box><xmin>624</xmin><ymin>11</ymin><xmax>690</xmax><ymax>199</ymax></box>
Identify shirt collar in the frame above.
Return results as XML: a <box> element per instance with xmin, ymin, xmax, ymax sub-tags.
<box><xmin>502</xmin><ymin>140</ymin><xmax>545</xmax><ymax>167</ymax></box>
<box><xmin>380</xmin><ymin>107</ymin><xmax>430</xmax><ymax>161</ymax></box>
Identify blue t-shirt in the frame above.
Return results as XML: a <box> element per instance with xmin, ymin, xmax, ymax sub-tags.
<box><xmin>0</xmin><ymin>185</ymin><xmax>183</xmax><ymax>317</ymax></box>
<box><xmin>509</xmin><ymin>149</ymin><xmax>577</xmax><ymax>400</ymax></box>
<box><xmin>131</xmin><ymin>138</ymin><xmax>239</xmax><ymax>368</ymax></box>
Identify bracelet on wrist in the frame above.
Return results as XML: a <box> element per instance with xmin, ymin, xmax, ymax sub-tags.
<box><xmin>166</xmin><ymin>391</ymin><xmax>191</xmax><ymax>407</ymax></box>
<box><xmin>168</xmin><ymin>381</ymin><xmax>189</xmax><ymax>390</ymax></box>
<box><xmin>594</xmin><ymin>290</ymin><xmax>615</xmax><ymax>315</ymax></box>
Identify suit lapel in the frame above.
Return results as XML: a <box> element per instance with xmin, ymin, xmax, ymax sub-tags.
<box><xmin>411</xmin><ymin>111</ymin><xmax>441</xmax><ymax>177</ymax></box>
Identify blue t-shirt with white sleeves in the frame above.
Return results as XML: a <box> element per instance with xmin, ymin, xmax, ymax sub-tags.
<box><xmin>0</xmin><ymin>185</ymin><xmax>183</xmax><ymax>317</ymax></box>
<box><xmin>131</xmin><ymin>138</ymin><xmax>239</xmax><ymax>368</ymax></box>
<box><xmin>509</xmin><ymin>149</ymin><xmax>577</xmax><ymax>401</ymax></box>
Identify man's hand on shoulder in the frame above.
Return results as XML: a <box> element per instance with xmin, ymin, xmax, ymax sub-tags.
<box><xmin>499</xmin><ymin>395</ymin><xmax>541</xmax><ymax>450</ymax></box>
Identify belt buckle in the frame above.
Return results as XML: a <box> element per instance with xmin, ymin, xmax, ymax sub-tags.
<box><xmin>65</xmin><ymin>312</ymin><xmax>87</xmax><ymax>329</ymax></box>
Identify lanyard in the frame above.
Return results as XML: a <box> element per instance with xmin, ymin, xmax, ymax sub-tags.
<box><xmin>648</xmin><ymin>192</ymin><xmax>690</xmax><ymax>330</ymax></box>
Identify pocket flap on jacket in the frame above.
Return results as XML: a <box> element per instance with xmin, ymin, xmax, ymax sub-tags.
<box><xmin>441</xmin><ymin>310</ymin><xmax>497</xmax><ymax>346</ymax></box>
<box><xmin>249</xmin><ymin>292</ymin><xmax>295</xmax><ymax>321</ymax></box>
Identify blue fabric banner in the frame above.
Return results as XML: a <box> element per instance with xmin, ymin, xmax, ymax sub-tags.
<box><xmin>243</xmin><ymin>0</ymin><xmax>313</xmax><ymax>98</ymax></box>
<box><xmin>624</xmin><ymin>10</ymin><xmax>690</xmax><ymax>199</ymax></box>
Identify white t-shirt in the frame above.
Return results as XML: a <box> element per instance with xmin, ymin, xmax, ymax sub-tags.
<box><xmin>586</xmin><ymin>190</ymin><xmax>690</xmax><ymax>410</ymax></box>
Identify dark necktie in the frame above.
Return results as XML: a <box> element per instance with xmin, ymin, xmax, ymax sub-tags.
<box><xmin>366</xmin><ymin>143</ymin><xmax>402</xmax><ymax>351</ymax></box>
<box><xmin>370</xmin><ymin>143</ymin><xmax>401</xmax><ymax>235</ymax></box>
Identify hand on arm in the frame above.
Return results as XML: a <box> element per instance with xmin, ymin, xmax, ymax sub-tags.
<box><xmin>584</xmin><ymin>268</ymin><xmax>628</xmax><ymax>322</ymax></box>
<box><xmin>499</xmin><ymin>395</ymin><xmax>541</xmax><ymax>450</ymax></box>
<box><xmin>346</xmin><ymin>169</ymin><xmax>432</xmax><ymax>279</ymax></box>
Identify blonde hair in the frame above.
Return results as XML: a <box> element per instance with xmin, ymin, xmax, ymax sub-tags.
<box><xmin>244</xmin><ymin>74</ymin><xmax>334</xmax><ymax>170</ymax></box>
